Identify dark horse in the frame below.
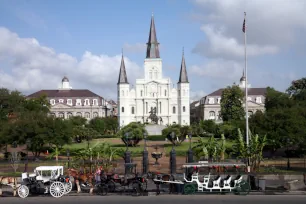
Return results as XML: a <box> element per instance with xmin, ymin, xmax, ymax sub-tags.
<box><xmin>153</xmin><ymin>174</ymin><xmax>177</xmax><ymax>195</ymax></box>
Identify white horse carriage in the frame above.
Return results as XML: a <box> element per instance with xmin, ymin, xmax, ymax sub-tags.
<box><xmin>182</xmin><ymin>161</ymin><xmax>250</xmax><ymax>195</ymax></box>
<box><xmin>18</xmin><ymin>166</ymin><xmax>73</xmax><ymax>198</ymax></box>
<box><xmin>153</xmin><ymin>161</ymin><xmax>250</xmax><ymax>195</ymax></box>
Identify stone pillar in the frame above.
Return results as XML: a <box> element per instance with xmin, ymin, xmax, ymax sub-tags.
<box><xmin>124</xmin><ymin>151</ymin><xmax>131</xmax><ymax>175</ymax></box>
<box><xmin>170</xmin><ymin>148</ymin><xmax>176</xmax><ymax>175</ymax></box>
<box><xmin>142</xmin><ymin>149</ymin><xmax>149</xmax><ymax>174</ymax></box>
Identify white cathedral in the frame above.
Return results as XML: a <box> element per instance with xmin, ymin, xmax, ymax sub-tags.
<box><xmin>117</xmin><ymin>14</ymin><xmax>190</xmax><ymax>127</ymax></box>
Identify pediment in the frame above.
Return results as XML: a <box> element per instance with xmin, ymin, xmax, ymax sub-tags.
<box><xmin>52</xmin><ymin>103</ymin><xmax>72</xmax><ymax>109</ymax></box>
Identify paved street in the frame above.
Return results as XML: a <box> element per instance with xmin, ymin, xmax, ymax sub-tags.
<box><xmin>1</xmin><ymin>195</ymin><xmax>306</xmax><ymax>204</ymax></box>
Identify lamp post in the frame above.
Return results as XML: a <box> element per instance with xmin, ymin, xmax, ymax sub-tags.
<box><xmin>66</xmin><ymin>149</ymin><xmax>70</xmax><ymax>169</ymax></box>
<box><xmin>142</xmin><ymin>132</ymin><xmax>148</xmax><ymax>174</ymax></box>
<box><xmin>24</xmin><ymin>139</ymin><xmax>31</xmax><ymax>172</ymax></box>
<box><xmin>186</xmin><ymin>132</ymin><xmax>193</xmax><ymax>175</ymax></box>
<box><xmin>124</xmin><ymin>132</ymin><xmax>131</xmax><ymax>175</ymax></box>
<box><xmin>286</xmin><ymin>138</ymin><xmax>291</xmax><ymax>170</ymax></box>
<box><xmin>170</xmin><ymin>132</ymin><xmax>176</xmax><ymax>175</ymax></box>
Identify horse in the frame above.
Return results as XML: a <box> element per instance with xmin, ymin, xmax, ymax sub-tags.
<box><xmin>0</xmin><ymin>176</ymin><xmax>20</xmax><ymax>197</ymax></box>
<box><xmin>153</xmin><ymin>173</ymin><xmax>177</xmax><ymax>195</ymax></box>
<box><xmin>66</xmin><ymin>168</ymin><xmax>94</xmax><ymax>194</ymax></box>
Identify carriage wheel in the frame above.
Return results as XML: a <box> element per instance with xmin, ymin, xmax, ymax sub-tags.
<box><xmin>184</xmin><ymin>183</ymin><xmax>196</xmax><ymax>195</ymax></box>
<box><xmin>107</xmin><ymin>181</ymin><xmax>116</xmax><ymax>192</ymax></box>
<box><xmin>50</xmin><ymin>182</ymin><xmax>65</xmax><ymax>198</ymax></box>
<box><xmin>131</xmin><ymin>181</ymin><xmax>141</xmax><ymax>196</ymax></box>
<box><xmin>18</xmin><ymin>185</ymin><xmax>29</xmax><ymax>198</ymax></box>
<box><xmin>64</xmin><ymin>180</ymin><xmax>73</xmax><ymax>194</ymax></box>
<box><xmin>97</xmin><ymin>184</ymin><xmax>108</xmax><ymax>196</ymax></box>
<box><xmin>234</xmin><ymin>181</ymin><xmax>250</xmax><ymax>196</ymax></box>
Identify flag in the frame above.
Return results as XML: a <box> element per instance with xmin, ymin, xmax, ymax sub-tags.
<box><xmin>242</xmin><ymin>18</ymin><xmax>246</xmax><ymax>33</ymax></box>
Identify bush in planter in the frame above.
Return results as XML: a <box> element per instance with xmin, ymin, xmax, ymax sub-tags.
<box><xmin>116</xmin><ymin>122</ymin><xmax>148</xmax><ymax>147</ymax></box>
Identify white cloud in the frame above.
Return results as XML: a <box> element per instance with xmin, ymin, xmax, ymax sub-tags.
<box><xmin>190</xmin><ymin>59</ymin><xmax>243</xmax><ymax>80</ymax></box>
<box><xmin>193</xmin><ymin>25</ymin><xmax>279</xmax><ymax>59</ymax></box>
<box><xmin>189</xmin><ymin>0</ymin><xmax>306</xmax><ymax>88</ymax></box>
<box><xmin>0</xmin><ymin>27</ymin><xmax>142</xmax><ymax>100</ymax></box>
<box><xmin>123</xmin><ymin>43</ymin><xmax>146</xmax><ymax>53</ymax></box>
<box><xmin>191</xmin><ymin>0</ymin><xmax>306</xmax><ymax>47</ymax></box>
<box><xmin>190</xmin><ymin>90</ymin><xmax>207</xmax><ymax>101</ymax></box>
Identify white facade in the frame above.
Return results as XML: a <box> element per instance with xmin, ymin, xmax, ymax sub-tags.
<box><xmin>195</xmin><ymin>75</ymin><xmax>266</xmax><ymax>123</ymax></box>
<box><xmin>117</xmin><ymin>15</ymin><xmax>190</xmax><ymax>128</ymax></box>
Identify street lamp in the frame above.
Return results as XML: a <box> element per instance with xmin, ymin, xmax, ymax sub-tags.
<box><xmin>66</xmin><ymin>149</ymin><xmax>70</xmax><ymax>169</ymax></box>
<box><xmin>24</xmin><ymin>139</ymin><xmax>31</xmax><ymax>172</ymax></box>
<box><xmin>143</xmin><ymin>132</ymin><xmax>148</xmax><ymax>150</ymax></box>
<box><xmin>188</xmin><ymin>132</ymin><xmax>192</xmax><ymax>150</ymax></box>
<box><xmin>124</xmin><ymin>132</ymin><xmax>130</xmax><ymax>151</ymax></box>
<box><xmin>171</xmin><ymin>132</ymin><xmax>175</xmax><ymax>150</ymax></box>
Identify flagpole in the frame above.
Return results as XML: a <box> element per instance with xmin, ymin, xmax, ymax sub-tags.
<box><xmin>243</xmin><ymin>11</ymin><xmax>250</xmax><ymax>173</ymax></box>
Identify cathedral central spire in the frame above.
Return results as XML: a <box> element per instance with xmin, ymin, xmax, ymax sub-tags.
<box><xmin>146</xmin><ymin>14</ymin><xmax>160</xmax><ymax>58</ymax></box>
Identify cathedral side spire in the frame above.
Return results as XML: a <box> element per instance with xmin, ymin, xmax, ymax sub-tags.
<box><xmin>178</xmin><ymin>48</ymin><xmax>189</xmax><ymax>83</ymax></box>
<box><xmin>146</xmin><ymin>14</ymin><xmax>160</xmax><ymax>58</ymax></box>
<box><xmin>117</xmin><ymin>52</ymin><xmax>129</xmax><ymax>84</ymax></box>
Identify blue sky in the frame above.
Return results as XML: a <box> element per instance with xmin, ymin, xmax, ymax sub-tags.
<box><xmin>0</xmin><ymin>0</ymin><xmax>306</xmax><ymax>100</ymax></box>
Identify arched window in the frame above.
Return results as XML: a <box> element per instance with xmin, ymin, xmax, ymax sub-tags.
<box><xmin>149</xmin><ymin>72</ymin><xmax>152</xmax><ymax>79</ymax></box>
<box><xmin>173</xmin><ymin>106</ymin><xmax>176</xmax><ymax>114</ymax></box>
<box><xmin>93</xmin><ymin>112</ymin><xmax>98</xmax><ymax>118</ymax></box>
<box><xmin>209</xmin><ymin>111</ymin><xmax>216</xmax><ymax>120</ymax></box>
<box><xmin>85</xmin><ymin>112</ymin><xmax>90</xmax><ymax>119</ymax></box>
<box><xmin>67</xmin><ymin>112</ymin><xmax>73</xmax><ymax>118</ymax></box>
<box><xmin>76</xmin><ymin>112</ymin><xmax>82</xmax><ymax>117</ymax></box>
<box><xmin>183</xmin><ymin>106</ymin><xmax>186</xmax><ymax>112</ymax></box>
<box><xmin>121</xmin><ymin>107</ymin><xmax>124</xmax><ymax>113</ymax></box>
<box><xmin>121</xmin><ymin>90</ymin><xmax>124</xmax><ymax>97</ymax></box>
<box><xmin>164</xmin><ymin>90</ymin><xmax>167</xmax><ymax>96</ymax></box>
<box><xmin>58</xmin><ymin>112</ymin><xmax>64</xmax><ymax>118</ymax></box>
<box><xmin>141</xmin><ymin>90</ymin><xmax>143</xmax><ymax>97</ymax></box>
<box><xmin>131</xmin><ymin>107</ymin><xmax>135</xmax><ymax>114</ymax></box>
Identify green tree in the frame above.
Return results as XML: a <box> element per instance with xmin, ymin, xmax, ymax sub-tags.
<box><xmin>88</xmin><ymin>117</ymin><xmax>106</xmax><ymax>135</ymax></box>
<box><xmin>162</xmin><ymin>124</ymin><xmax>191</xmax><ymax>145</ymax></box>
<box><xmin>46</xmin><ymin>117</ymin><xmax>73</xmax><ymax>162</ymax></box>
<box><xmin>116</xmin><ymin>122</ymin><xmax>147</xmax><ymax>146</ymax></box>
<box><xmin>232</xmin><ymin>129</ymin><xmax>267</xmax><ymax>172</ymax></box>
<box><xmin>220</xmin><ymin>85</ymin><xmax>245</xmax><ymax>122</ymax></box>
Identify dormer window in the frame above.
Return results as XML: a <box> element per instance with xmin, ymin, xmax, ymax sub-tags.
<box><xmin>256</xmin><ymin>97</ymin><xmax>262</xmax><ymax>104</ymax></box>
<box><xmin>217</xmin><ymin>97</ymin><xmax>221</xmax><ymax>104</ymax></box>
<box><xmin>58</xmin><ymin>99</ymin><xmax>64</xmax><ymax>103</ymax></box>
<box><xmin>92</xmin><ymin>99</ymin><xmax>98</xmax><ymax>106</ymax></box>
<box><xmin>50</xmin><ymin>99</ymin><xmax>55</xmax><ymax>105</ymax></box>
<box><xmin>208</xmin><ymin>98</ymin><xmax>214</xmax><ymax>104</ymax></box>
<box><xmin>84</xmin><ymin>99</ymin><xmax>90</xmax><ymax>106</ymax></box>
<box><xmin>67</xmin><ymin>99</ymin><xmax>72</xmax><ymax>106</ymax></box>
<box><xmin>76</xmin><ymin>99</ymin><xmax>82</xmax><ymax>106</ymax></box>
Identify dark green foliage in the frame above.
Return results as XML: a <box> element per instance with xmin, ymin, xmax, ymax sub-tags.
<box><xmin>220</xmin><ymin>85</ymin><xmax>245</xmax><ymax>122</ymax></box>
<box><xmin>116</xmin><ymin>122</ymin><xmax>147</xmax><ymax>146</ymax></box>
<box><xmin>162</xmin><ymin>124</ymin><xmax>191</xmax><ymax>145</ymax></box>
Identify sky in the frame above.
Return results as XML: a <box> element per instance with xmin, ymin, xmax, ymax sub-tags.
<box><xmin>0</xmin><ymin>0</ymin><xmax>306</xmax><ymax>102</ymax></box>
